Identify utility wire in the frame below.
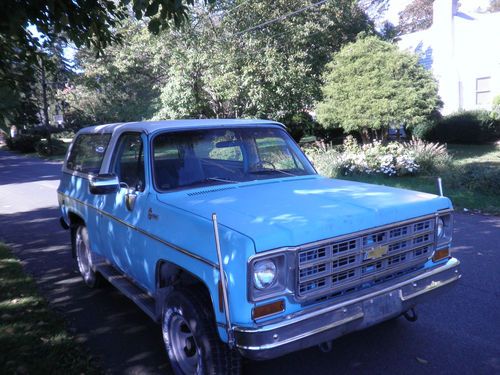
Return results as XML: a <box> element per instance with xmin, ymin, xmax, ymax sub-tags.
<box><xmin>235</xmin><ymin>0</ymin><xmax>330</xmax><ymax>36</ymax></box>
<box><xmin>224</xmin><ymin>0</ymin><xmax>254</xmax><ymax>15</ymax></box>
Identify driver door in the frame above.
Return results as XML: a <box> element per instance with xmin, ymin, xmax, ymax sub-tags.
<box><xmin>99</xmin><ymin>132</ymin><xmax>149</xmax><ymax>279</ymax></box>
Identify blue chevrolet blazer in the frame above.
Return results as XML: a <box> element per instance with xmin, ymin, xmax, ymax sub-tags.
<box><xmin>58</xmin><ymin>119</ymin><xmax>461</xmax><ymax>375</ymax></box>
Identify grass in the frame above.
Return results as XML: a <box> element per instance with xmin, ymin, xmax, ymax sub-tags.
<box><xmin>0</xmin><ymin>243</ymin><xmax>100</xmax><ymax>375</ymax></box>
<box><xmin>339</xmin><ymin>143</ymin><xmax>500</xmax><ymax>215</ymax></box>
<box><xmin>447</xmin><ymin>143</ymin><xmax>500</xmax><ymax>166</ymax></box>
<box><xmin>338</xmin><ymin>173</ymin><xmax>500</xmax><ymax>215</ymax></box>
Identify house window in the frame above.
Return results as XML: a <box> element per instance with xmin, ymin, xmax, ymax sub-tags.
<box><xmin>476</xmin><ymin>77</ymin><xmax>491</xmax><ymax>106</ymax></box>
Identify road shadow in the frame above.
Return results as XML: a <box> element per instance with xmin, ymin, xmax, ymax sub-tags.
<box><xmin>0</xmin><ymin>150</ymin><xmax>62</xmax><ymax>186</ymax></box>
<box><xmin>0</xmin><ymin>206</ymin><xmax>173</xmax><ymax>374</ymax></box>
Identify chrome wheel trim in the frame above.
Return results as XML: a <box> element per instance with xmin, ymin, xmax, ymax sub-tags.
<box><xmin>164</xmin><ymin>312</ymin><xmax>200</xmax><ymax>374</ymax></box>
<box><xmin>75</xmin><ymin>227</ymin><xmax>94</xmax><ymax>284</ymax></box>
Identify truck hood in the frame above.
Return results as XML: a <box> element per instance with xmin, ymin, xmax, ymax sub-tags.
<box><xmin>157</xmin><ymin>176</ymin><xmax>452</xmax><ymax>252</ymax></box>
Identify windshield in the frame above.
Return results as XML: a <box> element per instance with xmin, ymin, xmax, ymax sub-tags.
<box><xmin>152</xmin><ymin>127</ymin><xmax>316</xmax><ymax>191</ymax></box>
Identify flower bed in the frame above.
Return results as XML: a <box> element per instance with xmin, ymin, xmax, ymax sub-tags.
<box><xmin>304</xmin><ymin>136</ymin><xmax>450</xmax><ymax>178</ymax></box>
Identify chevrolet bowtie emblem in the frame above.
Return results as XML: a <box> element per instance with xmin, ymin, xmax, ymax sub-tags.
<box><xmin>365</xmin><ymin>244</ymin><xmax>389</xmax><ymax>260</ymax></box>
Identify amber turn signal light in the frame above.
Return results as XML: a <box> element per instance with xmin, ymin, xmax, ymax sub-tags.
<box><xmin>252</xmin><ymin>300</ymin><xmax>285</xmax><ymax>320</ymax></box>
<box><xmin>433</xmin><ymin>248</ymin><xmax>450</xmax><ymax>262</ymax></box>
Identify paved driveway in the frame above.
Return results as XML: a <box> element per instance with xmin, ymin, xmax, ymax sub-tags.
<box><xmin>0</xmin><ymin>150</ymin><xmax>499</xmax><ymax>374</ymax></box>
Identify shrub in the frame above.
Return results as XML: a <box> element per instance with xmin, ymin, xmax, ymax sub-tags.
<box><xmin>35</xmin><ymin>138</ymin><xmax>68</xmax><ymax>157</ymax></box>
<box><xmin>317</xmin><ymin>35</ymin><xmax>441</xmax><ymax>144</ymax></box>
<box><xmin>53</xmin><ymin>130</ymin><xmax>76</xmax><ymax>140</ymax></box>
<box><xmin>411</xmin><ymin>121</ymin><xmax>435</xmax><ymax>140</ymax></box>
<box><xmin>342</xmin><ymin>137</ymin><xmax>419</xmax><ymax>176</ymax></box>
<box><xmin>492</xmin><ymin>95</ymin><xmax>500</xmax><ymax>120</ymax></box>
<box><xmin>304</xmin><ymin>136</ymin><xmax>452</xmax><ymax>178</ymax></box>
<box><xmin>6</xmin><ymin>134</ymin><xmax>42</xmax><ymax>153</ymax></box>
<box><xmin>303</xmin><ymin>141</ymin><xmax>344</xmax><ymax>178</ymax></box>
<box><xmin>427</xmin><ymin>110</ymin><xmax>500</xmax><ymax>144</ymax></box>
<box><xmin>444</xmin><ymin>164</ymin><xmax>500</xmax><ymax>195</ymax></box>
<box><xmin>280</xmin><ymin>112</ymin><xmax>315</xmax><ymax>142</ymax></box>
<box><xmin>312</xmin><ymin>125</ymin><xmax>345</xmax><ymax>144</ymax></box>
<box><xmin>404</xmin><ymin>137</ymin><xmax>452</xmax><ymax>174</ymax></box>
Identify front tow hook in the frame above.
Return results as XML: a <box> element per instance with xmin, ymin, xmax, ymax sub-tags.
<box><xmin>403</xmin><ymin>307</ymin><xmax>418</xmax><ymax>322</ymax></box>
<box><xmin>318</xmin><ymin>341</ymin><xmax>333</xmax><ymax>353</ymax></box>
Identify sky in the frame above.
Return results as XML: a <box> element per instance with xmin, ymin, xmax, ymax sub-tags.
<box><xmin>386</xmin><ymin>0</ymin><xmax>412</xmax><ymax>23</ymax></box>
<box><xmin>378</xmin><ymin>0</ymin><xmax>493</xmax><ymax>25</ymax></box>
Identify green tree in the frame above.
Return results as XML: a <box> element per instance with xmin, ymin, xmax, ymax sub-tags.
<box><xmin>60</xmin><ymin>22</ymin><xmax>162</xmax><ymax>127</ymax></box>
<box><xmin>0</xmin><ymin>0</ymin><xmax>215</xmax><ymax>53</ymax></box>
<box><xmin>152</xmin><ymin>0</ymin><xmax>371</xmax><ymax>120</ymax></box>
<box><xmin>0</xmin><ymin>35</ymin><xmax>71</xmax><ymax>136</ymax></box>
<box><xmin>398</xmin><ymin>0</ymin><xmax>433</xmax><ymax>35</ymax></box>
<box><xmin>66</xmin><ymin>0</ymin><xmax>372</xmax><ymax>126</ymax></box>
<box><xmin>316</xmin><ymin>35</ymin><xmax>441</xmax><ymax>143</ymax></box>
<box><xmin>0</xmin><ymin>50</ymin><xmax>38</xmax><ymax>131</ymax></box>
<box><xmin>0</xmin><ymin>0</ymin><xmax>213</xmax><ymax>131</ymax></box>
<box><xmin>489</xmin><ymin>0</ymin><xmax>500</xmax><ymax>12</ymax></box>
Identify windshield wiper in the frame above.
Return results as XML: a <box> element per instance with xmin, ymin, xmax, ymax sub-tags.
<box><xmin>249</xmin><ymin>169</ymin><xmax>297</xmax><ymax>177</ymax></box>
<box><xmin>206</xmin><ymin>177</ymin><xmax>239</xmax><ymax>183</ymax></box>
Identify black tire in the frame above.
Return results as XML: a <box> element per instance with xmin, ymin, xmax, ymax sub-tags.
<box><xmin>162</xmin><ymin>288</ymin><xmax>241</xmax><ymax>375</ymax></box>
<box><xmin>73</xmin><ymin>225</ymin><xmax>101</xmax><ymax>288</ymax></box>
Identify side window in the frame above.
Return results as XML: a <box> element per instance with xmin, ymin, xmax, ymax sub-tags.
<box><xmin>113</xmin><ymin>133</ymin><xmax>145</xmax><ymax>192</ymax></box>
<box><xmin>66</xmin><ymin>134</ymin><xmax>111</xmax><ymax>174</ymax></box>
<box><xmin>256</xmin><ymin>136</ymin><xmax>301</xmax><ymax>170</ymax></box>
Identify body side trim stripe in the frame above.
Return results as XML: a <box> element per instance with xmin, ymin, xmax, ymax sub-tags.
<box><xmin>59</xmin><ymin>193</ymin><xmax>218</xmax><ymax>268</ymax></box>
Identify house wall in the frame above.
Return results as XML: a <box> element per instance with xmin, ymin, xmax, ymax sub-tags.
<box><xmin>398</xmin><ymin>0</ymin><xmax>500</xmax><ymax>114</ymax></box>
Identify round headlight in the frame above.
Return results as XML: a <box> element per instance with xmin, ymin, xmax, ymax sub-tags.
<box><xmin>437</xmin><ymin>217</ymin><xmax>445</xmax><ymax>238</ymax></box>
<box><xmin>253</xmin><ymin>260</ymin><xmax>277</xmax><ymax>289</ymax></box>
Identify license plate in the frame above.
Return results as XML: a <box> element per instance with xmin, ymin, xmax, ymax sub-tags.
<box><xmin>363</xmin><ymin>291</ymin><xmax>402</xmax><ymax>323</ymax></box>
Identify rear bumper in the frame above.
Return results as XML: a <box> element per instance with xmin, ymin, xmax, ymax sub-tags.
<box><xmin>234</xmin><ymin>257</ymin><xmax>461</xmax><ymax>360</ymax></box>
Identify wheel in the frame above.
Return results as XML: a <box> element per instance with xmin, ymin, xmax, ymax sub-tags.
<box><xmin>162</xmin><ymin>288</ymin><xmax>241</xmax><ymax>375</ymax></box>
<box><xmin>73</xmin><ymin>225</ymin><xmax>100</xmax><ymax>288</ymax></box>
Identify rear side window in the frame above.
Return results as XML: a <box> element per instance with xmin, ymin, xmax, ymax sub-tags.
<box><xmin>66</xmin><ymin>134</ymin><xmax>111</xmax><ymax>174</ymax></box>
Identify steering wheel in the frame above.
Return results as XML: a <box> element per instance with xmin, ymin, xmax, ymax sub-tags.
<box><xmin>250</xmin><ymin>160</ymin><xmax>276</xmax><ymax>170</ymax></box>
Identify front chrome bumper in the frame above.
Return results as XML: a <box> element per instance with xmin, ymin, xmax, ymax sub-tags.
<box><xmin>234</xmin><ymin>257</ymin><xmax>461</xmax><ymax>360</ymax></box>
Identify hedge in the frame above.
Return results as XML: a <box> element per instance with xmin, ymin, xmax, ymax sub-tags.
<box><xmin>418</xmin><ymin>110</ymin><xmax>500</xmax><ymax>144</ymax></box>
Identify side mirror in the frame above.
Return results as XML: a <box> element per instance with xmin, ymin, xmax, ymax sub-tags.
<box><xmin>89</xmin><ymin>174</ymin><xmax>120</xmax><ymax>195</ymax></box>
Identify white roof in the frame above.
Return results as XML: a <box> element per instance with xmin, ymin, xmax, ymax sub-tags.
<box><xmin>78</xmin><ymin>119</ymin><xmax>284</xmax><ymax>135</ymax></box>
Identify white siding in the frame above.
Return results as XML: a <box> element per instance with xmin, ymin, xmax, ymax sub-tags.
<box><xmin>398</xmin><ymin>0</ymin><xmax>500</xmax><ymax>114</ymax></box>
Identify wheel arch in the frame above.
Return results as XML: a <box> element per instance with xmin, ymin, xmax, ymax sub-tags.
<box><xmin>68</xmin><ymin>211</ymin><xmax>85</xmax><ymax>258</ymax></box>
<box><xmin>155</xmin><ymin>260</ymin><xmax>220</xmax><ymax>329</ymax></box>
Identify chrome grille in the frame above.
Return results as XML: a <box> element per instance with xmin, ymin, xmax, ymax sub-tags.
<box><xmin>297</xmin><ymin>217</ymin><xmax>435</xmax><ymax>301</ymax></box>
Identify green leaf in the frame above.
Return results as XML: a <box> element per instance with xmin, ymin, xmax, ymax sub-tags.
<box><xmin>145</xmin><ymin>1</ymin><xmax>160</xmax><ymax>17</ymax></box>
<box><xmin>148</xmin><ymin>18</ymin><xmax>161</xmax><ymax>34</ymax></box>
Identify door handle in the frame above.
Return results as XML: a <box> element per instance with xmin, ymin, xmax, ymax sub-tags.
<box><xmin>147</xmin><ymin>208</ymin><xmax>159</xmax><ymax>220</ymax></box>
<box><xmin>125</xmin><ymin>190</ymin><xmax>137</xmax><ymax>211</ymax></box>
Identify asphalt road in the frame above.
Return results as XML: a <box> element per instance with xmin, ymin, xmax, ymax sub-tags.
<box><xmin>0</xmin><ymin>149</ymin><xmax>499</xmax><ymax>375</ymax></box>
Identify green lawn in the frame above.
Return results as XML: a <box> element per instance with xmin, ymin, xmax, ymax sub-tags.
<box><xmin>340</xmin><ymin>143</ymin><xmax>500</xmax><ymax>215</ymax></box>
<box><xmin>447</xmin><ymin>143</ymin><xmax>500</xmax><ymax>166</ymax></box>
<box><xmin>339</xmin><ymin>173</ymin><xmax>500</xmax><ymax>215</ymax></box>
<box><xmin>0</xmin><ymin>243</ymin><xmax>100</xmax><ymax>374</ymax></box>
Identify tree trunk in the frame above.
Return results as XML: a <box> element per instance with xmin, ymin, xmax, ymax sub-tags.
<box><xmin>360</xmin><ymin>128</ymin><xmax>370</xmax><ymax>144</ymax></box>
<box><xmin>40</xmin><ymin>61</ymin><xmax>52</xmax><ymax>155</ymax></box>
<box><xmin>382</xmin><ymin>128</ymin><xmax>389</xmax><ymax>142</ymax></box>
